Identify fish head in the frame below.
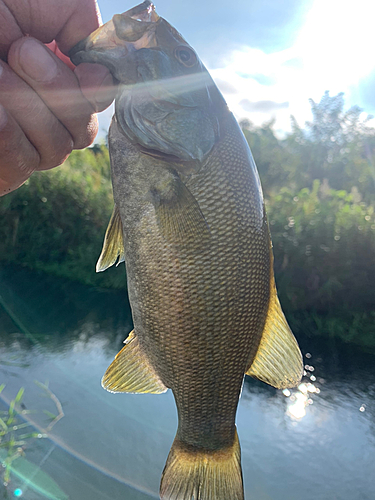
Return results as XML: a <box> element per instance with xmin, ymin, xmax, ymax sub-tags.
<box><xmin>70</xmin><ymin>1</ymin><xmax>227</xmax><ymax>162</ymax></box>
<box><xmin>70</xmin><ymin>1</ymin><xmax>161</xmax><ymax>82</ymax></box>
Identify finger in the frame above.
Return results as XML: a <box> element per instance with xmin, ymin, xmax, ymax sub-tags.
<box><xmin>0</xmin><ymin>59</ymin><xmax>73</xmax><ymax>171</ymax></box>
<box><xmin>0</xmin><ymin>104</ymin><xmax>40</xmax><ymax>196</ymax></box>
<box><xmin>47</xmin><ymin>41</ymin><xmax>116</xmax><ymax>112</ymax></box>
<box><xmin>0</xmin><ymin>1</ymin><xmax>23</xmax><ymax>60</ymax></box>
<box><xmin>55</xmin><ymin>0</ymin><xmax>103</xmax><ymax>54</ymax></box>
<box><xmin>8</xmin><ymin>37</ymin><xmax>98</xmax><ymax>150</ymax></box>
<box><xmin>74</xmin><ymin>63</ymin><xmax>117</xmax><ymax>113</ymax></box>
<box><xmin>0</xmin><ymin>0</ymin><xmax>101</xmax><ymax>56</ymax></box>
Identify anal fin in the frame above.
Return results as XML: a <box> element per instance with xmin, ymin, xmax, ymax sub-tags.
<box><xmin>96</xmin><ymin>204</ymin><xmax>125</xmax><ymax>272</ymax></box>
<box><xmin>246</xmin><ymin>274</ymin><xmax>303</xmax><ymax>389</ymax></box>
<box><xmin>102</xmin><ymin>331</ymin><xmax>167</xmax><ymax>394</ymax></box>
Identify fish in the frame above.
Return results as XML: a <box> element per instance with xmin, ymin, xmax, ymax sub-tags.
<box><xmin>69</xmin><ymin>2</ymin><xmax>303</xmax><ymax>499</ymax></box>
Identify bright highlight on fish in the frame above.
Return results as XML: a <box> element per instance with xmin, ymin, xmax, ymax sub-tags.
<box><xmin>70</xmin><ymin>2</ymin><xmax>303</xmax><ymax>499</ymax></box>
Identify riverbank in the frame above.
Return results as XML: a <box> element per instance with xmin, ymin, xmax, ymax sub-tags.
<box><xmin>0</xmin><ymin>262</ymin><xmax>373</xmax><ymax>354</ymax></box>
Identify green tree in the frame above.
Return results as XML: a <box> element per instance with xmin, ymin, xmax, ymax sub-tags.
<box><xmin>240</xmin><ymin>119</ymin><xmax>301</xmax><ymax>193</ymax></box>
<box><xmin>287</xmin><ymin>91</ymin><xmax>375</xmax><ymax>200</ymax></box>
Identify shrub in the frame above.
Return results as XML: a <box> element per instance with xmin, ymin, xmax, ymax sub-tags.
<box><xmin>0</xmin><ymin>147</ymin><xmax>125</xmax><ymax>289</ymax></box>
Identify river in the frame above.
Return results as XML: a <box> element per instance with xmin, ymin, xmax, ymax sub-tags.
<box><xmin>0</xmin><ymin>264</ymin><xmax>374</xmax><ymax>500</ymax></box>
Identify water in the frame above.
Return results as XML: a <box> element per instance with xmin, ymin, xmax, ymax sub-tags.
<box><xmin>0</xmin><ymin>264</ymin><xmax>374</xmax><ymax>500</ymax></box>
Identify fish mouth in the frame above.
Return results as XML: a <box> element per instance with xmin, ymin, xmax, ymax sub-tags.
<box><xmin>69</xmin><ymin>1</ymin><xmax>160</xmax><ymax>66</ymax></box>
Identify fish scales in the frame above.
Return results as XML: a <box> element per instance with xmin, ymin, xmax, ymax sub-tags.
<box><xmin>109</xmin><ymin>112</ymin><xmax>270</xmax><ymax>450</ymax></box>
<box><xmin>69</xmin><ymin>2</ymin><xmax>303</xmax><ymax>498</ymax></box>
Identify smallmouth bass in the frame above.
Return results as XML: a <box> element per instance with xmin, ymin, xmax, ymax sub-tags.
<box><xmin>70</xmin><ymin>2</ymin><xmax>303</xmax><ymax>499</ymax></box>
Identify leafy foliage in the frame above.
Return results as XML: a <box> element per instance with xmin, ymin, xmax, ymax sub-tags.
<box><xmin>0</xmin><ymin>145</ymin><xmax>125</xmax><ymax>289</ymax></box>
<box><xmin>0</xmin><ymin>382</ymin><xmax>67</xmax><ymax>498</ymax></box>
<box><xmin>241</xmin><ymin>92</ymin><xmax>375</xmax><ymax>348</ymax></box>
<box><xmin>268</xmin><ymin>181</ymin><xmax>375</xmax><ymax>313</ymax></box>
<box><xmin>242</xmin><ymin>91</ymin><xmax>375</xmax><ymax>201</ymax></box>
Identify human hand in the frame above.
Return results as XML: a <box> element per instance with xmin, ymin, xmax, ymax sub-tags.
<box><xmin>0</xmin><ymin>0</ymin><xmax>116</xmax><ymax>196</ymax></box>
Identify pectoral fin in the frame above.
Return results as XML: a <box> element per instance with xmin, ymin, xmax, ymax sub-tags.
<box><xmin>102</xmin><ymin>331</ymin><xmax>168</xmax><ymax>394</ymax></box>
<box><xmin>246</xmin><ymin>277</ymin><xmax>303</xmax><ymax>389</ymax></box>
<box><xmin>96</xmin><ymin>205</ymin><xmax>125</xmax><ymax>272</ymax></box>
<box><xmin>154</xmin><ymin>171</ymin><xmax>210</xmax><ymax>244</ymax></box>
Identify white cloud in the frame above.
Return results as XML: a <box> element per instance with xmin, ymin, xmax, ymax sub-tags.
<box><xmin>209</xmin><ymin>46</ymin><xmax>311</xmax><ymax>134</ymax></box>
<box><xmin>208</xmin><ymin>0</ymin><xmax>375</xmax><ymax>134</ymax></box>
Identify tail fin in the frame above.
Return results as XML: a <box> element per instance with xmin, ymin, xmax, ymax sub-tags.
<box><xmin>160</xmin><ymin>429</ymin><xmax>244</xmax><ymax>500</ymax></box>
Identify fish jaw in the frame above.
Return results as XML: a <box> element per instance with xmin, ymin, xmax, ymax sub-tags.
<box><xmin>69</xmin><ymin>1</ymin><xmax>160</xmax><ymax>72</ymax></box>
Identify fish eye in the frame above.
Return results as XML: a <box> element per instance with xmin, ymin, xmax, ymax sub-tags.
<box><xmin>174</xmin><ymin>46</ymin><xmax>197</xmax><ymax>67</ymax></box>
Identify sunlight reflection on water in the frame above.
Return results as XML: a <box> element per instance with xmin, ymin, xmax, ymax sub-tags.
<box><xmin>283</xmin><ymin>353</ymin><xmax>320</xmax><ymax>420</ymax></box>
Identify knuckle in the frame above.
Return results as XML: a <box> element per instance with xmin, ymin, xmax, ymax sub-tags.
<box><xmin>73</xmin><ymin>115</ymin><xmax>98</xmax><ymax>150</ymax></box>
<box><xmin>38</xmin><ymin>137</ymin><xmax>73</xmax><ymax>170</ymax></box>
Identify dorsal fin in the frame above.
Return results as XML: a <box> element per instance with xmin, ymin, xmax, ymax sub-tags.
<box><xmin>96</xmin><ymin>205</ymin><xmax>125</xmax><ymax>272</ymax></box>
<box><xmin>102</xmin><ymin>331</ymin><xmax>168</xmax><ymax>394</ymax></box>
<box><xmin>246</xmin><ymin>254</ymin><xmax>303</xmax><ymax>389</ymax></box>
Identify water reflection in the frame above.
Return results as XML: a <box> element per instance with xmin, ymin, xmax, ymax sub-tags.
<box><xmin>0</xmin><ymin>263</ymin><xmax>133</xmax><ymax>353</ymax></box>
<box><xmin>1</xmin><ymin>264</ymin><xmax>375</xmax><ymax>500</ymax></box>
<box><xmin>282</xmin><ymin>354</ymin><xmax>320</xmax><ymax>420</ymax></box>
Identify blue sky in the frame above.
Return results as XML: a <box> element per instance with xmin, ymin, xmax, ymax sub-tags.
<box><xmin>95</xmin><ymin>0</ymin><xmax>375</xmax><ymax>139</ymax></box>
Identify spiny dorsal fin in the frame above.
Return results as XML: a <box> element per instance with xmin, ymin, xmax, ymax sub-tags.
<box><xmin>102</xmin><ymin>330</ymin><xmax>168</xmax><ymax>394</ymax></box>
<box><xmin>96</xmin><ymin>205</ymin><xmax>125</xmax><ymax>272</ymax></box>
<box><xmin>246</xmin><ymin>264</ymin><xmax>303</xmax><ymax>389</ymax></box>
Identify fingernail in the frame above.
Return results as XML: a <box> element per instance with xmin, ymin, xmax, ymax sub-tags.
<box><xmin>19</xmin><ymin>38</ymin><xmax>58</xmax><ymax>82</ymax></box>
<box><xmin>0</xmin><ymin>104</ymin><xmax>8</xmax><ymax>131</ymax></box>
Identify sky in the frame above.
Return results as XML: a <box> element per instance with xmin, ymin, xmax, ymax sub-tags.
<box><xmin>94</xmin><ymin>0</ymin><xmax>375</xmax><ymax>140</ymax></box>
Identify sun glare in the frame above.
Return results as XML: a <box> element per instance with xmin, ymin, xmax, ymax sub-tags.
<box><xmin>206</xmin><ymin>0</ymin><xmax>374</xmax><ymax>135</ymax></box>
<box><xmin>297</xmin><ymin>0</ymin><xmax>374</xmax><ymax>85</ymax></box>
<box><xmin>282</xmin><ymin>353</ymin><xmax>321</xmax><ymax>421</ymax></box>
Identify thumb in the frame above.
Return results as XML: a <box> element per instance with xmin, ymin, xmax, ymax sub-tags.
<box><xmin>74</xmin><ymin>62</ymin><xmax>117</xmax><ymax>113</ymax></box>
